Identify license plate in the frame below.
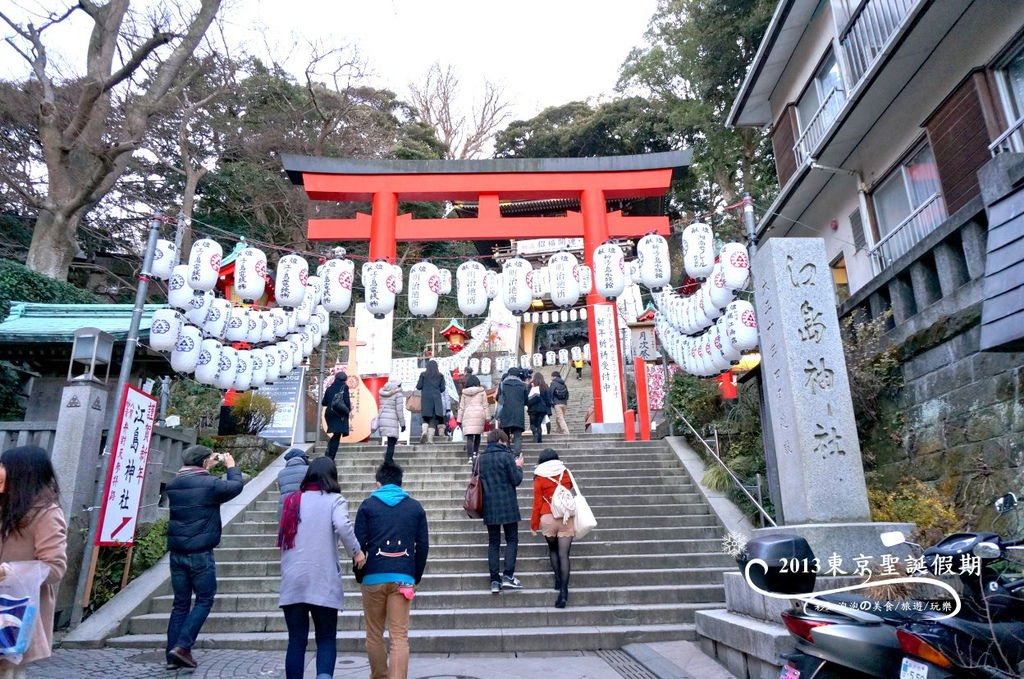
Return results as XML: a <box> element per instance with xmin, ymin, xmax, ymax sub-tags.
<box><xmin>779</xmin><ymin>666</ymin><xmax>800</xmax><ymax>679</ymax></box>
<box><xmin>900</xmin><ymin>658</ymin><xmax>929</xmax><ymax>679</ymax></box>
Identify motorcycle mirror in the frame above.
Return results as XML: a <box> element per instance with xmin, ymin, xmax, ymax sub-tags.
<box><xmin>994</xmin><ymin>492</ymin><xmax>1018</xmax><ymax>514</ymax></box>
<box><xmin>880</xmin><ymin>531</ymin><xmax>907</xmax><ymax>548</ymax></box>
<box><xmin>973</xmin><ymin>542</ymin><xmax>1001</xmax><ymax>559</ymax></box>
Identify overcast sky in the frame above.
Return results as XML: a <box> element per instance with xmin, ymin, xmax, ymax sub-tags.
<box><xmin>2</xmin><ymin>0</ymin><xmax>660</xmax><ymax>123</ymax></box>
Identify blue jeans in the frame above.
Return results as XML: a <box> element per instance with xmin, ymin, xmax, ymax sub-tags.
<box><xmin>282</xmin><ymin>603</ymin><xmax>338</xmax><ymax>679</ymax></box>
<box><xmin>166</xmin><ymin>550</ymin><xmax>217</xmax><ymax>656</ymax></box>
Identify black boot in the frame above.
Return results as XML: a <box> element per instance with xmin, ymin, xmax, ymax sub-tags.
<box><xmin>555</xmin><ymin>583</ymin><xmax>568</xmax><ymax>608</ymax></box>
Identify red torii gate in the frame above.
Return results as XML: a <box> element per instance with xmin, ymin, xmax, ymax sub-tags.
<box><xmin>282</xmin><ymin>151</ymin><xmax>690</xmax><ymax>430</ymax></box>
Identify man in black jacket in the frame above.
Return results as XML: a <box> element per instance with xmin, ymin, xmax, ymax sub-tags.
<box><xmin>355</xmin><ymin>461</ymin><xmax>429</xmax><ymax>679</ymax></box>
<box><xmin>549</xmin><ymin>371</ymin><xmax>570</xmax><ymax>435</ymax></box>
<box><xmin>164</xmin><ymin>445</ymin><xmax>244</xmax><ymax>670</ymax></box>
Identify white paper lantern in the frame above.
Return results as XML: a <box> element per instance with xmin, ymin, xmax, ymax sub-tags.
<box><xmin>580</xmin><ymin>308</ymin><xmax>588</xmax><ymax>322</ymax></box>
<box><xmin>438</xmin><ymin>268</ymin><xmax>453</xmax><ymax>295</ymax></box>
<box><xmin>294</xmin><ymin>291</ymin><xmax>312</xmax><ymax>326</ymax></box>
<box><xmin>577</xmin><ymin>265</ymin><xmax>593</xmax><ymax>295</ymax></box>
<box><xmin>203</xmin><ymin>298</ymin><xmax>232</xmax><ymax>339</ymax></box>
<box><xmin>234</xmin><ymin>246</ymin><xmax>267</xmax><ymax>301</ymax></box>
<box><xmin>233</xmin><ymin>350</ymin><xmax>253</xmax><ymax>391</ymax></box>
<box><xmin>519</xmin><ymin>354</ymin><xmax>531</xmax><ymax>370</ymax></box>
<box><xmin>225</xmin><ymin>308</ymin><xmax>246</xmax><ymax>342</ymax></box>
<box><xmin>480</xmin><ymin>357</ymin><xmax>491</xmax><ymax>374</ymax></box>
<box><xmin>637</xmin><ymin>233</ymin><xmax>672</xmax><ymax>291</ymax></box>
<box><xmin>250</xmin><ymin>348</ymin><xmax>268</xmax><ymax>387</ymax></box>
<box><xmin>308</xmin><ymin>317</ymin><xmax>323</xmax><ymax>348</ymax></box>
<box><xmin>256</xmin><ymin>311</ymin><xmax>272</xmax><ymax>343</ymax></box>
<box><xmin>361</xmin><ymin>260</ymin><xmax>398</xmax><ymax>319</ymax></box>
<box><xmin>726</xmin><ymin>300</ymin><xmax>759</xmax><ymax>351</ymax></box>
<box><xmin>583</xmin><ymin>343</ymin><xmax>591</xmax><ymax>361</ymax></box>
<box><xmin>720</xmin><ymin>242</ymin><xmax>750</xmax><ymax>290</ymax></box>
<box><xmin>682</xmin><ymin>223</ymin><xmax>714</xmax><ymax>279</ymax></box>
<box><xmin>150</xmin><ymin>308</ymin><xmax>182</xmax><ymax>352</ymax></box>
<box><xmin>545</xmin><ymin>351</ymin><xmax>556</xmax><ymax>365</ymax></box>
<box><xmin>321</xmin><ymin>258</ymin><xmax>355</xmax><ymax>313</ymax></box>
<box><xmin>483</xmin><ymin>270</ymin><xmax>499</xmax><ymax>300</ymax></box>
<box><xmin>571</xmin><ymin>346</ymin><xmax>582</xmax><ymax>361</ymax></box>
<box><xmin>276</xmin><ymin>344</ymin><xmax>292</xmax><ymax>378</ymax></box>
<box><xmin>558</xmin><ymin>348</ymin><xmax>569</xmax><ymax>365</ymax></box>
<box><xmin>214</xmin><ymin>346</ymin><xmax>238</xmax><ymax>390</ymax></box>
<box><xmin>299</xmin><ymin>330</ymin><xmax>314</xmax><ymax>357</ymax></box>
<box><xmin>194</xmin><ymin>339</ymin><xmax>221</xmax><ymax>385</ymax></box>
<box><xmin>170</xmin><ymin>324</ymin><xmax>203</xmax><ymax>373</ymax></box>
<box><xmin>569</xmin><ymin>309</ymin><xmax>579</xmax><ymax>322</ymax></box>
<box><xmin>629</xmin><ymin>260</ymin><xmax>642</xmax><ymax>284</ymax></box>
<box><xmin>501</xmin><ymin>257</ymin><xmax>533</xmax><ymax>315</ymax></box>
<box><xmin>541</xmin><ymin>311</ymin><xmax>551</xmax><ymax>324</ymax></box>
<box><xmin>700</xmin><ymin>285</ymin><xmax>724</xmax><ymax>321</ymax></box>
<box><xmin>714</xmin><ymin>320</ymin><xmax>742</xmax><ymax>363</ymax></box>
<box><xmin>305</xmin><ymin>275</ymin><xmax>323</xmax><ymax>308</ymax></box>
<box><xmin>708</xmin><ymin>263</ymin><xmax>734</xmax><ymax>309</ymax></box>
<box><xmin>262</xmin><ymin>346</ymin><xmax>278</xmax><ymax>382</ymax></box>
<box><xmin>286</xmin><ymin>309</ymin><xmax>299</xmax><ymax>333</ymax></box>
<box><xmin>391</xmin><ymin>264</ymin><xmax>404</xmax><ymax>294</ymax></box>
<box><xmin>287</xmin><ymin>335</ymin><xmax>303</xmax><ymax>367</ymax></box>
<box><xmin>547</xmin><ymin>252</ymin><xmax>580</xmax><ymax>309</ymax></box>
<box><xmin>457</xmin><ymin>261</ymin><xmax>488</xmax><ymax>316</ymax></box>
<box><xmin>593</xmin><ymin>242</ymin><xmax>626</xmax><ymax>301</ymax></box>
<box><xmin>559</xmin><ymin>310</ymin><xmax>569</xmax><ymax>323</ymax></box>
<box><xmin>186</xmin><ymin>239</ymin><xmax>222</xmax><ymax>292</ymax></box>
<box><xmin>184</xmin><ymin>289</ymin><xmax>214</xmax><ymax>326</ymax></box>
<box><xmin>532</xmin><ymin>353</ymin><xmax>543</xmax><ymax>368</ymax></box>
<box><xmin>469</xmin><ymin>357</ymin><xmax>480</xmax><ymax>373</ymax></box>
<box><xmin>152</xmin><ymin>239</ymin><xmax>177</xmax><ymax>280</ymax></box>
<box><xmin>168</xmin><ymin>265</ymin><xmax>196</xmax><ymax>311</ymax></box>
<box><xmin>243</xmin><ymin>308</ymin><xmax>261</xmax><ymax>344</ymax></box>
<box><xmin>275</xmin><ymin>255</ymin><xmax>308</xmax><ymax>309</ymax></box>
<box><xmin>409</xmin><ymin>261</ymin><xmax>441</xmax><ymax>318</ymax></box>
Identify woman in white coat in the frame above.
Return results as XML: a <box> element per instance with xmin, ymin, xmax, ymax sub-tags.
<box><xmin>458</xmin><ymin>374</ymin><xmax>489</xmax><ymax>462</ymax></box>
<box><xmin>377</xmin><ymin>379</ymin><xmax>406</xmax><ymax>464</ymax></box>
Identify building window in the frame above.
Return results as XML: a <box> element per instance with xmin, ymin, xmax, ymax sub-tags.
<box><xmin>992</xmin><ymin>43</ymin><xmax>1024</xmax><ymax>154</ymax></box>
<box><xmin>831</xmin><ymin>254</ymin><xmax>850</xmax><ymax>306</ymax></box>
<box><xmin>869</xmin><ymin>142</ymin><xmax>947</xmax><ymax>272</ymax></box>
<box><xmin>793</xmin><ymin>51</ymin><xmax>845</xmax><ymax>162</ymax></box>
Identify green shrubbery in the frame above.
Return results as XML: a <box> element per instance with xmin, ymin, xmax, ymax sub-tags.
<box><xmin>0</xmin><ymin>259</ymin><xmax>100</xmax><ymax>319</ymax></box>
<box><xmin>88</xmin><ymin>518</ymin><xmax>169</xmax><ymax>615</ymax></box>
<box><xmin>230</xmin><ymin>392</ymin><xmax>276</xmax><ymax>435</ymax></box>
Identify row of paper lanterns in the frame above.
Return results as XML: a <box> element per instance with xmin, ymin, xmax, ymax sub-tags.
<box><xmin>522</xmin><ymin>308</ymin><xmax>588</xmax><ymax>325</ymax></box>
<box><xmin>655</xmin><ymin>300</ymin><xmax>758</xmax><ymax>377</ymax></box>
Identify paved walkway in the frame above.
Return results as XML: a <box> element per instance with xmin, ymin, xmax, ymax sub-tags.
<box><xmin>25</xmin><ymin>641</ymin><xmax>736</xmax><ymax>679</ymax></box>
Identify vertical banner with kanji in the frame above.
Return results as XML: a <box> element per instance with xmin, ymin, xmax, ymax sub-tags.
<box><xmin>592</xmin><ymin>303</ymin><xmax>624</xmax><ymax>424</ymax></box>
<box><xmin>97</xmin><ymin>385</ymin><xmax>157</xmax><ymax>546</ymax></box>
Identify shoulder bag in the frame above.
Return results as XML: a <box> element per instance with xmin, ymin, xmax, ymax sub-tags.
<box><xmin>463</xmin><ymin>456</ymin><xmax>484</xmax><ymax>519</ymax></box>
<box><xmin>406</xmin><ymin>392</ymin><xmax>422</xmax><ymax>413</ymax></box>
<box><xmin>566</xmin><ymin>469</ymin><xmax>597</xmax><ymax>539</ymax></box>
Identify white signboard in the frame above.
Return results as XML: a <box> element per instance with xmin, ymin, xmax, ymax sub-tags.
<box><xmin>631</xmin><ymin>326</ymin><xmax>660</xmax><ymax>362</ymax></box>
<box><xmin>391</xmin><ymin>357</ymin><xmax>421</xmax><ymax>391</ymax></box>
<box><xmin>593</xmin><ymin>303</ymin><xmax>625</xmax><ymax>424</ymax></box>
<box><xmin>516</xmin><ymin>238</ymin><xmax>583</xmax><ymax>256</ymax></box>
<box><xmin>355</xmin><ymin>303</ymin><xmax>394</xmax><ymax>375</ymax></box>
<box><xmin>260</xmin><ymin>367</ymin><xmax>306</xmax><ymax>445</ymax></box>
<box><xmin>97</xmin><ymin>385</ymin><xmax>157</xmax><ymax>546</ymax></box>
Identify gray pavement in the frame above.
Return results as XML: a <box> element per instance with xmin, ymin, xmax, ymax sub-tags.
<box><xmin>24</xmin><ymin>641</ymin><xmax>736</xmax><ymax>679</ymax></box>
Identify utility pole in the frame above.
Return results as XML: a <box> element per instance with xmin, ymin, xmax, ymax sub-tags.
<box><xmin>70</xmin><ymin>216</ymin><xmax>161</xmax><ymax>627</ymax></box>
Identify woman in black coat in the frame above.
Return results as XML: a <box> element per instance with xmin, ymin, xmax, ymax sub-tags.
<box><xmin>478</xmin><ymin>429</ymin><xmax>524</xmax><ymax>594</ymax></box>
<box><xmin>497</xmin><ymin>369</ymin><xmax>528</xmax><ymax>457</ymax></box>
<box><xmin>526</xmin><ymin>373</ymin><xmax>553</xmax><ymax>444</ymax></box>
<box><xmin>321</xmin><ymin>371</ymin><xmax>351</xmax><ymax>460</ymax></box>
<box><xmin>415</xmin><ymin>359</ymin><xmax>446</xmax><ymax>444</ymax></box>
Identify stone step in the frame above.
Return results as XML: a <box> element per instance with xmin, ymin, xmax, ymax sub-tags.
<box><xmin>218</xmin><ymin>526</ymin><xmax>724</xmax><ymax>548</ymax></box>
<box><xmin>128</xmin><ymin>602</ymin><xmax>717</xmax><ymax>635</ymax></box>
<box><xmin>250</xmin><ymin>491</ymin><xmax>707</xmax><ymax>509</ymax></box>
<box><xmin>107</xmin><ymin>622</ymin><xmax>698</xmax><ymax>652</ymax></box>
<box><xmin>211</xmin><ymin>551</ymin><xmax>733</xmax><ymax>577</ymax></box>
<box><xmin>207</xmin><ymin>566</ymin><xmax>732</xmax><ymax>593</ymax></box>
<box><xmin>241</xmin><ymin>503</ymin><xmax>714</xmax><ymax>523</ymax></box>
<box><xmin>146</xmin><ymin>583</ymin><xmax>726</xmax><ymax>614</ymax></box>
<box><xmin>213</xmin><ymin>538</ymin><xmax>726</xmax><ymax>562</ymax></box>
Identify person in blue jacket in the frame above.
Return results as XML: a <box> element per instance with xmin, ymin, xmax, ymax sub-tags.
<box><xmin>164</xmin><ymin>445</ymin><xmax>244</xmax><ymax>670</ymax></box>
<box><xmin>355</xmin><ymin>461</ymin><xmax>429</xmax><ymax>679</ymax></box>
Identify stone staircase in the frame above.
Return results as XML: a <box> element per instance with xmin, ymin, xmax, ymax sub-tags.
<box><xmin>107</xmin><ymin>432</ymin><xmax>732</xmax><ymax>653</ymax></box>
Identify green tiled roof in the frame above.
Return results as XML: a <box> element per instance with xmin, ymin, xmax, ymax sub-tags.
<box><xmin>0</xmin><ymin>302</ymin><xmax>163</xmax><ymax>343</ymax></box>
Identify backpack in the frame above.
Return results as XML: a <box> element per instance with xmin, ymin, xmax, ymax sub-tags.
<box><xmin>549</xmin><ymin>471</ymin><xmax>576</xmax><ymax>523</ymax></box>
<box><xmin>552</xmin><ymin>380</ymin><xmax>569</xmax><ymax>401</ymax></box>
<box><xmin>330</xmin><ymin>390</ymin><xmax>350</xmax><ymax>417</ymax></box>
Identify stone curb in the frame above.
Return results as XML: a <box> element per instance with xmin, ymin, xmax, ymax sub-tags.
<box><xmin>664</xmin><ymin>436</ymin><xmax>755</xmax><ymax>536</ymax></box>
<box><xmin>622</xmin><ymin>643</ymin><xmax>694</xmax><ymax>678</ymax></box>
<box><xmin>62</xmin><ymin>443</ymin><xmax>310</xmax><ymax>647</ymax></box>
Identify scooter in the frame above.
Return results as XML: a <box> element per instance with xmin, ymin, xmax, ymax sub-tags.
<box><xmin>895</xmin><ymin>492</ymin><xmax>1024</xmax><ymax>679</ymax></box>
<box><xmin>743</xmin><ymin>493</ymin><xmax>1023</xmax><ymax>679</ymax></box>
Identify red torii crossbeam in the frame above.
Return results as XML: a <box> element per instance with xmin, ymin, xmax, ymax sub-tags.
<box><xmin>282</xmin><ymin>152</ymin><xmax>690</xmax><ymax>430</ymax></box>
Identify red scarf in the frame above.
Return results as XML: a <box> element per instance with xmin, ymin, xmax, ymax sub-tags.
<box><xmin>278</xmin><ymin>483</ymin><xmax>321</xmax><ymax>551</ymax></box>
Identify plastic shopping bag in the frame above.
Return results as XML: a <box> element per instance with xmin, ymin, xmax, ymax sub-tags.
<box><xmin>451</xmin><ymin>425</ymin><xmax>465</xmax><ymax>443</ymax></box>
<box><xmin>0</xmin><ymin>561</ymin><xmax>50</xmax><ymax>664</ymax></box>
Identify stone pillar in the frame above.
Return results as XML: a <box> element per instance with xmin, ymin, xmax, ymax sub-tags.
<box><xmin>50</xmin><ymin>380</ymin><xmax>109</xmax><ymax>621</ymax></box>
<box><xmin>751</xmin><ymin>238</ymin><xmax>911</xmax><ymax>558</ymax></box>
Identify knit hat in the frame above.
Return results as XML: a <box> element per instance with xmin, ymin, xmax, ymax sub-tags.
<box><xmin>182</xmin><ymin>445</ymin><xmax>214</xmax><ymax>467</ymax></box>
<box><xmin>284</xmin><ymin>447</ymin><xmax>308</xmax><ymax>462</ymax></box>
